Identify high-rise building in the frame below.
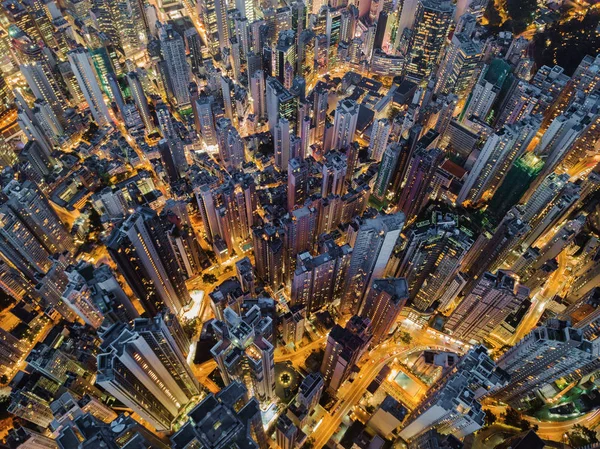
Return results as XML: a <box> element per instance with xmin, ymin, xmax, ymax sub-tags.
<box><xmin>159</xmin><ymin>24</ymin><xmax>191</xmax><ymax>107</ymax></box>
<box><xmin>126</xmin><ymin>71</ymin><xmax>154</xmax><ymax>131</ymax></box>
<box><xmin>434</xmin><ymin>33</ymin><xmax>482</xmax><ymax>98</ymax></box>
<box><xmin>106</xmin><ymin>208</ymin><xmax>191</xmax><ymax>316</ymax></box>
<box><xmin>332</xmin><ymin>99</ymin><xmax>359</xmax><ymax>150</ymax></box>
<box><xmin>274</xmin><ymin>117</ymin><xmax>291</xmax><ymax>170</ymax></box>
<box><xmin>393</xmin><ymin>210</ymin><xmax>474</xmax><ymax>311</ymax></box>
<box><xmin>287</xmin><ymin>157</ymin><xmax>309</xmax><ymax>211</ymax></box>
<box><xmin>343</xmin><ymin>212</ymin><xmax>405</xmax><ymax>314</ymax></box>
<box><xmin>461</xmin><ymin>59</ymin><xmax>511</xmax><ymax>123</ymax></box>
<box><xmin>68</xmin><ymin>47</ymin><xmax>112</xmax><ymax>126</ymax></box>
<box><xmin>252</xmin><ymin>224</ymin><xmax>284</xmax><ymax>290</ymax></box>
<box><xmin>373</xmin><ymin>142</ymin><xmax>402</xmax><ymax>201</ymax></box>
<box><xmin>406</xmin><ymin>0</ymin><xmax>455</xmax><ymax>81</ymax></box>
<box><xmin>399</xmin><ymin>346</ymin><xmax>508</xmax><ymax>441</ymax></box>
<box><xmin>211</xmin><ymin>306</ymin><xmax>276</xmax><ymax>404</ymax></box>
<box><xmin>457</xmin><ymin>121</ymin><xmax>538</xmax><ymax>205</ymax></box>
<box><xmin>445</xmin><ymin>270</ymin><xmax>529</xmax><ymax>344</ymax></box>
<box><xmin>195</xmin><ymin>94</ymin><xmax>218</xmax><ymax>146</ymax></box>
<box><xmin>360</xmin><ymin>278</ymin><xmax>408</xmax><ymax>344</ymax></box>
<box><xmin>97</xmin><ymin>320</ymin><xmax>200</xmax><ymax>432</ymax></box>
<box><xmin>320</xmin><ymin>315</ymin><xmax>372</xmax><ymax>393</ymax></box>
<box><xmin>492</xmin><ymin>320</ymin><xmax>600</xmax><ymax>409</ymax></box>
<box><xmin>292</xmin><ymin>239</ymin><xmax>352</xmax><ymax>314</ymax></box>
<box><xmin>395</xmin><ymin>148</ymin><xmax>444</xmax><ymax>222</ymax></box>
<box><xmin>172</xmin><ymin>381</ymin><xmax>265</xmax><ymax>449</ymax></box>
<box><xmin>297</xmin><ymin>372</ymin><xmax>324</xmax><ymax>411</ymax></box>
<box><xmin>216</xmin><ymin>118</ymin><xmax>245</xmax><ymax>170</ymax></box>
<box><xmin>250</xmin><ymin>70</ymin><xmax>267</xmax><ymax>120</ymax></box>
<box><xmin>369</xmin><ymin>118</ymin><xmax>392</xmax><ymax>162</ymax></box>
<box><xmin>266</xmin><ymin>76</ymin><xmax>297</xmax><ymax>133</ymax></box>
<box><xmin>321</xmin><ymin>151</ymin><xmax>348</xmax><ymax>197</ymax></box>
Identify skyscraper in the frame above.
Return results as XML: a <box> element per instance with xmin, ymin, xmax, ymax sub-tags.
<box><xmin>97</xmin><ymin>320</ymin><xmax>200</xmax><ymax>432</ymax></box>
<box><xmin>332</xmin><ymin>99</ymin><xmax>359</xmax><ymax>150</ymax></box>
<box><xmin>359</xmin><ymin>278</ymin><xmax>408</xmax><ymax>344</ymax></box>
<box><xmin>445</xmin><ymin>270</ymin><xmax>529</xmax><ymax>343</ymax></box>
<box><xmin>344</xmin><ymin>212</ymin><xmax>405</xmax><ymax>314</ymax></box>
<box><xmin>492</xmin><ymin>320</ymin><xmax>600</xmax><ymax>409</ymax></box>
<box><xmin>292</xmin><ymin>239</ymin><xmax>352</xmax><ymax>314</ymax></box>
<box><xmin>211</xmin><ymin>306</ymin><xmax>276</xmax><ymax>404</ymax></box>
<box><xmin>68</xmin><ymin>47</ymin><xmax>112</xmax><ymax>126</ymax></box>
<box><xmin>287</xmin><ymin>157</ymin><xmax>309</xmax><ymax>211</ymax></box>
<box><xmin>373</xmin><ymin>142</ymin><xmax>401</xmax><ymax>201</ymax></box>
<box><xmin>406</xmin><ymin>0</ymin><xmax>455</xmax><ymax>81</ymax></box>
<box><xmin>159</xmin><ymin>24</ymin><xmax>191</xmax><ymax>107</ymax></box>
<box><xmin>107</xmin><ymin>208</ymin><xmax>191</xmax><ymax>316</ymax></box>
<box><xmin>399</xmin><ymin>346</ymin><xmax>508</xmax><ymax>441</ymax></box>
<box><xmin>320</xmin><ymin>315</ymin><xmax>372</xmax><ymax>393</ymax></box>
<box><xmin>126</xmin><ymin>71</ymin><xmax>154</xmax><ymax>131</ymax></box>
<box><xmin>434</xmin><ymin>33</ymin><xmax>482</xmax><ymax>98</ymax></box>
<box><xmin>369</xmin><ymin>118</ymin><xmax>392</xmax><ymax>162</ymax></box>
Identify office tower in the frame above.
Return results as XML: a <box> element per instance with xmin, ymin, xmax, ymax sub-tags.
<box><xmin>68</xmin><ymin>48</ymin><xmax>112</xmax><ymax>126</ymax></box>
<box><xmin>250</xmin><ymin>70</ymin><xmax>266</xmax><ymax>120</ymax></box>
<box><xmin>457</xmin><ymin>121</ymin><xmax>538</xmax><ymax>205</ymax></box>
<box><xmin>274</xmin><ymin>117</ymin><xmax>291</xmax><ymax>170</ymax></box>
<box><xmin>195</xmin><ymin>94</ymin><xmax>218</xmax><ymax>146</ymax></box>
<box><xmin>171</xmin><ymin>382</ymin><xmax>266</xmax><ymax>449</ymax></box>
<box><xmin>266</xmin><ymin>76</ymin><xmax>297</xmax><ymax>133</ymax></box>
<box><xmin>393</xmin><ymin>211</ymin><xmax>473</xmax><ymax>311</ymax></box>
<box><xmin>126</xmin><ymin>71</ymin><xmax>154</xmax><ymax>131</ymax></box>
<box><xmin>297</xmin><ymin>372</ymin><xmax>324</xmax><ymax>411</ymax></box>
<box><xmin>406</xmin><ymin>0</ymin><xmax>455</xmax><ymax>81</ymax></box>
<box><xmin>445</xmin><ymin>271</ymin><xmax>529</xmax><ymax>343</ymax></box>
<box><xmin>107</xmin><ymin>208</ymin><xmax>191</xmax><ymax>316</ymax></box>
<box><xmin>332</xmin><ymin>99</ymin><xmax>359</xmax><ymax>150</ymax></box>
<box><xmin>216</xmin><ymin>118</ymin><xmax>245</xmax><ymax>170</ymax></box>
<box><xmin>373</xmin><ymin>142</ymin><xmax>402</xmax><ymax>201</ymax></box>
<box><xmin>360</xmin><ymin>278</ymin><xmax>408</xmax><ymax>344</ymax></box>
<box><xmin>292</xmin><ymin>239</ymin><xmax>352</xmax><ymax>314</ymax></box>
<box><xmin>252</xmin><ymin>224</ymin><xmax>284</xmax><ymax>290</ymax></box>
<box><xmin>369</xmin><ymin>118</ymin><xmax>392</xmax><ymax>162</ymax></box>
<box><xmin>320</xmin><ymin>315</ymin><xmax>372</xmax><ymax>393</ymax></box>
<box><xmin>434</xmin><ymin>33</ymin><xmax>482</xmax><ymax>98</ymax></box>
<box><xmin>322</xmin><ymin>151</ymin><xmax>348</xmax><ymax>197</ymax></box>
<box><xmin>211</xmin><ymin>306</ymin><xmax>275</xmax><ymax>404</ymax></box>
<box><xmin>159</xmin><ymin>24</ymin><xmax>191</xmax><ymax>106</ymax></box>
<box><xmin>97</xmin><ymin>320</ymin><xmax>200</xmax><ymax>432</ymax></box>
<box><xmin>461</xmin><ymin>59</ymin><xmax>511</xmax><ymax>123</ymax></box>
<box><xmin>395</xmin><ymin>148</ymin><xmax>444</xmax><ymax>222</ymax></box>
<box><xmin>344</xmin><ymin>212</ymin><xmax>405</xmax><ymax>314</ymax></box>
<box><xmin>277</xmin><ymin>414</ymin><xmax>300</xmax><ymax>449</ymax></box>
<box><xmin>492</xmin><ymin>320</ymin><xmax>600</xmax><ymax>409</ymax></box>
<box><xmin>273</xmin><ymin>30</ymin><xmax>296</xmax><ymax>84</ymax></box>
<box><xmin>399</xmin><ymin>346</ymin><xmax>508</xmax><ymax>441</ymax></box>
<box><xmin>287</xmin><ymin>157</ymin><xmax>309</xmax><ymax>211</ymax></box>
<box><xmin>213</xmin><ymin>0</ymin><xmax>230</xmax><ymax>51</ymax></box>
